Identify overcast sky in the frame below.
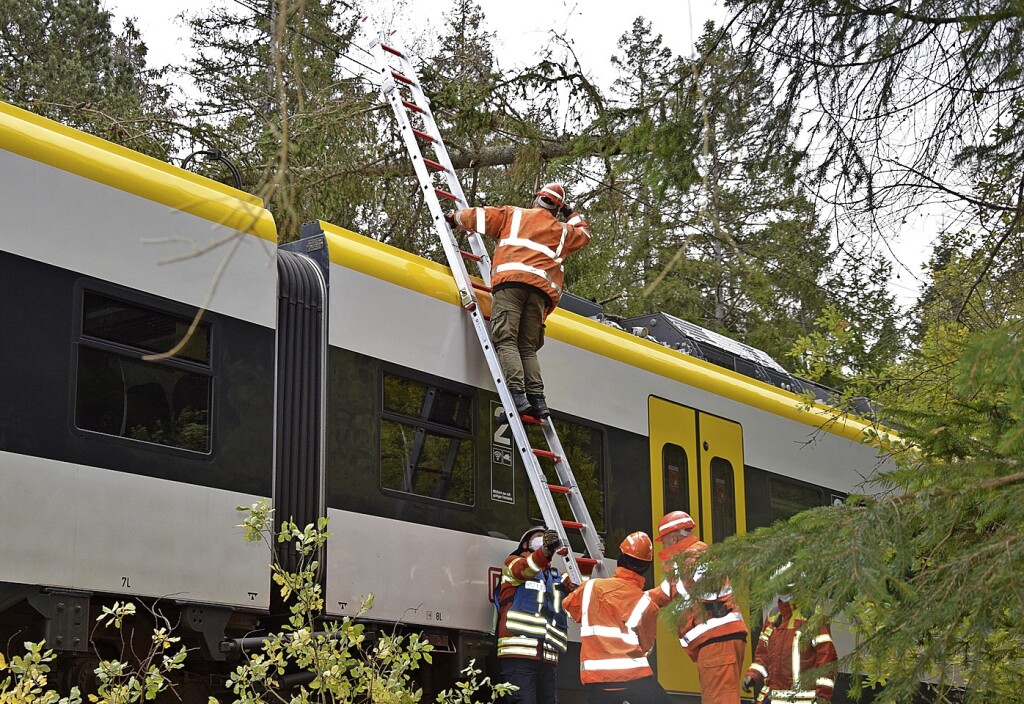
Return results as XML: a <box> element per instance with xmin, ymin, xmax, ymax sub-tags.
<box><xmin>102</xmin><ymin>0</ymin><xmax>933</xmax><ymax>307</ymax></box>
<box><xmin>105</xmin><ymin>0</ymin><xmax>723</xmax><ymax>84</ymax></box>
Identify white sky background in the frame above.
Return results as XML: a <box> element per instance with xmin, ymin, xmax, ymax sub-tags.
<box><xmin>104</xmin><ymin>0</ymin><xmax>934</xmax><ymax>308</ymax></box>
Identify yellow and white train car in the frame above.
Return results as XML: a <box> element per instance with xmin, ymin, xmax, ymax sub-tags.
<box><xmin>0</xmin><ymin>101</ymin><xmax>890</xmax><ymax>702</ymax></box>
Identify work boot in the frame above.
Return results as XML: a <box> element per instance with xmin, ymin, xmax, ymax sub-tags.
<box><xmin>510</xmin><ymin>390</ymin><xmax>533</xmax><ymax>416</ymax></box>
<box><xmin>527</xmin><ymin>394</ymin><xmax>551</xmax><ymax>419</ymax></box>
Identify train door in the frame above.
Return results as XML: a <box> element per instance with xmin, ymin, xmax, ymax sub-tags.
<box><xmin>648</xmin><ymin>397</ymin><xmax>748</xmax><ymax>695</ymax></box>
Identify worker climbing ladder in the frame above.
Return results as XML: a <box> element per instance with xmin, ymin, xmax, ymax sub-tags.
<box><xmin>370</xmin><ymin>34</ymin><xmax>604</xmax><ymax>585</ymax></box>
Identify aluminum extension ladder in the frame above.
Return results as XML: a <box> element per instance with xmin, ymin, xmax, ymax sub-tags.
<box><xmin>370</xmin><ymin>35</ymin><xmax>605</xmax><ymax>584</ymax></box>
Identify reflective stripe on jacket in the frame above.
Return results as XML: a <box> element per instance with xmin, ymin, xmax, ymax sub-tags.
<box><xmin>563</xmin><ymin>566</ymin><xmax>659</xmax><ymax>684</ymax></box>
<box><xmin>495</xmin><ymin>548</ymin><xmax>570</xmax><ymax>663</ymax></box>
<box><xmin>654</xmin><ymin>535</ymin><xmax>747</xmax><ymax>660</ymax></box>
<box><xmin>453</xmin><ymin>205</ymin><xmax>590</xmax><ymax>310</ymax></box>
<box><xmin>745</xmin><ymin>600</ymin><xmax>838</xmax><ymax>701</ymax></box>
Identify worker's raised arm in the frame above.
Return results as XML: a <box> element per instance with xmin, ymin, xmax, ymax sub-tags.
<box><xmin>452</xmin><ymin>205</ymin><xmax>512</xmax><ymax>240</ymax></box>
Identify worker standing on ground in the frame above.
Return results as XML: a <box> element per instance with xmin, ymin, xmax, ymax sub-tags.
<box><xmin>446</xmin><ymin>183</ymin><xmax>590</xmax><ymax>420</ymax></box>
<box><xmin>651</xmin><ymin>511</ymin><xmax>747</xmax><ymax>704</ymax></box>
<box><xmin>494</xmin><ymin>526</ymin><xmax>574</xmax><ymax>704</ymax></box>
<box><xmin>742</xmin><ymin>586</ymin><xmax>839</xmax><ymax>704</ymax></box>
<box><xmin>562</xmin><ymin>531</ymin><xmax>670</xmax><ymax>704</ymax></box>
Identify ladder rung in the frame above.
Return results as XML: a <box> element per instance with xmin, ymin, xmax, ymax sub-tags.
<box><xmin>381</xmin><ymin>43</ymin><xmax>404</xmax><ymax>57</ymax></box>
<box><xmin>460</xmin><ymin>250</ymin><xmax>482</xmax><ymax>262</ymax></box>
<box><xmin>412</xmin><ymin>128</ymin><xmax>436</xmax><ymax>142</ymax></box>
<box><xmin>561</xmin><ymin>520</ymin><xmax>585</xmax><ymax>530</ymax></box>
<box><xmin>423</xmin><ymin>157</ymin><xmax>447</xmax><ymax>172</ymax></box>
<box><xmin>391</xmin><ymin>70</ymin><xmax>414</xmax><ymax>85</ymax></box>
<box><xmin>472</xmin><ymin>281</ymin><xmax>492</xmax><ymax>293</ymax></box>
<box><xmin>402</xmin><ymin>99</ymin><xmax>426</xmax><ymax>114</ymax></box>
<box><xmin>435</xmin><ymin>188</ymin><xmax>458</xmax><ymax>201</ymax></box>
<box><xmin>532</xmin><ymin>449</ymin><xmax>558</xmax><ymax>460</ymax></box>
<box><xmin>547</xmin><ymin>484</ymin><xmax>570</xmax><ymax>494</ymax></box>
<box><xmin>519</xmin><ymin>414</ymin><xmax>541</xmax><ymax>425</ymax></box>
<box><xmin>576</xmin><ymin>557</ymin><xmax>599</xmax><ymax>571</ymax></box>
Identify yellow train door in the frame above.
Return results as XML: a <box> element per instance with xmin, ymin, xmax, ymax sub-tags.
<box><xmin>649</xmin><ymin>396</ymin><xmax>700</xmax><ymax>693</ymax></box>
<box><xmin>648</xmin><ymin>397</ymin><xmax>748</xmax><ymax>695</ymax></box>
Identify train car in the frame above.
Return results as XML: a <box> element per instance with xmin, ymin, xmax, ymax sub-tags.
<box><xmin>0</xmin><ymin>101</ymin><xmax>280</xmax><ymax>698</ymax></box>
<box><xmin>0</xmin><ymin>101</ymin><xmax>893</xmax><ymax>702</ymax></box>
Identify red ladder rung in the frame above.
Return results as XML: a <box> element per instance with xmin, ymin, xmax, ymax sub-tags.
<box><xmin>532</xmin><ymin>448</ymin><xmax>557</xmax><ymax>460</ymax></box>
<box><xmin>391</xmin><ymin>71</ymin><xmax>414</xmax><ymax>85</ymax></box>
<box><xmin>561</xmin><ymin>520</ymin><xmax>585</xmax><ymax>530</ymax></box>
<box><xmin>381</xmin><ymin>43</ymin><xmax>404</xmax><ymax>57</ymax></box>
<box><xmin>519</xmin><ymin>413</ymin><xmax>540</xmax><ymax>424</ymax></box>
<box><xmin>423</xmin><ymin>157</ymin><xmax>447</xmax><ymax>172</ymax></box>
<box><xmin>472</xmin><ymin>281</ymin><xmax>492</xmax><ymax>293</ymax></box>
<box><xmin>412</xmin><ymin>128</ymin><xmax>435</xmax><ymax>142</ymax></box>
<box><xmin>547</xmin><ymin>484</ymin><xmax>570</xmax><ymax>494</ymax></box>
<box><xmin>435</xmin><ymin>188</ymin><xmax>457</xmax><ymax>201</ymax></box>
<box><xmin>402</xmin><ymin>99</ymin><xmax>426</xmax><ymax>114</ymax></box>
<box><xmin>460</xmin><ymin>250</ymin><xmax>482</xmax><ymax>262</ymax></box>
<box><xmin>576</xmin><ymin>557</ymin><xmax>599</xmax><ymax>572</ymax></box>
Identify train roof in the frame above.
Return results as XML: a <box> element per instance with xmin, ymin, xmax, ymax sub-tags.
<box><xmin>0</xmin><ymin>101</ymin><xmax>276</xmax><ymax>243</ymax></box>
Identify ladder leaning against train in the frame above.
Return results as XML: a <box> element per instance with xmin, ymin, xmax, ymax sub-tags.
<box><xmin>369</xmin><ymin>34</ymin><xmax>605</xmax><ymax>586</ymax></box>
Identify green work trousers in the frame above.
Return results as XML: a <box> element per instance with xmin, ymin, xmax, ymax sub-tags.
<box><xmin>490</xmin><ymin>286</ymin><xmax>547</xmax><ymax>395</ymax></box>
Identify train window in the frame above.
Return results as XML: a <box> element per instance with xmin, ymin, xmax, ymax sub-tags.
<box><xmin>528</xmin><ymin>417</ymin><xmax>605</xmax><ymax>533</ymax></box>
<box><xmin>75</xmin><ymin>292</ymin><xmax>212</xmax><ymax>453</ymax></box>
<box><xmin>82</xmin><ymin>291</ymin><xmax>210</xmax><ymax>363</ymax></box>
<box><xmin>383</xmin><ymin>374</ymin><xmax>472</xmax><ymax>431</ymax></box>
<box><xmin>379</xmin><ymin>372</ymin><xmax>474</xmax><ymax>505</ymax></box>
<box><xmin>662</xmin><ymin>443</ymin><xmax>689</xmax><ymax>515</ymax></box>
<box><xmin>769</xmin><ymin>476</ymin><xmax>823</xmax><ymax>521</ymax></box>
<box><xmin>710</xmin><ymin>457</ymin><xmax>736</xmax><ymax>542</ymax></box>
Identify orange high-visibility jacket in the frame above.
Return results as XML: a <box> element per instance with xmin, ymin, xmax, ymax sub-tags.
<box><xmin>563</xmin><ymin>566</ymin><xmax>660</xmax><ymax>684</ymax></box>
<box><xmin>453</xmin><ymin>205</ymin><xmax>590</xmax><ymax>311</ymax></box>
<box><xmin>746</xmin><ymin>600</ymin><xmax>838</xmax><ymax>702</ymax></box>
<box><xmin>651</xmin><ymin>535</ymin><xmax>747</xmax><ymax>661</ymax></box>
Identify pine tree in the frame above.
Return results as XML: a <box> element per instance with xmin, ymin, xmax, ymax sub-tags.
<box><xmin>183</xmin><ymin>0</ymin><xmax>369</xmax><ymax>239</ymax></box>
<box><xmin>0</xmin><ymin>0</ymin><xmax>177</xmax><ymax>158</ymax></box>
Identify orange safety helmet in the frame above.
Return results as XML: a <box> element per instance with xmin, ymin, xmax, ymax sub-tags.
<box><xmin>657</xmin><ymin>511</ymin><xmax>695</xmax><ymax>541</ymax></box>
<box><xmin>619</xmin><ymin>531</ymin><xmax>654</xmax><ymax>561</ymax></box>
<box><xmin>535</xmin><ymin>182</ymin><xmax>566</xmax><ymax>209</ymax></box>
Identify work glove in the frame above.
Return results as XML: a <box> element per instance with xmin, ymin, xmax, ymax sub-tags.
<box><xmin>443</xmin><ymin>212</ymin><xmax>458</xmax><ymax>230</ymax></box>
<box><xmin>741</xmin><ymin>675</ymin><xmax>758</xmax><ymax>694</ymax></box>
<box><xmin>542</xmin><ymin>529</ymin><xmax>562</xmax><ymax>557</ymax></box>
<box><xmin>558</xmin><ymin>204</ymin><xmax>573</xmax><ymax>219</ymax></box>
